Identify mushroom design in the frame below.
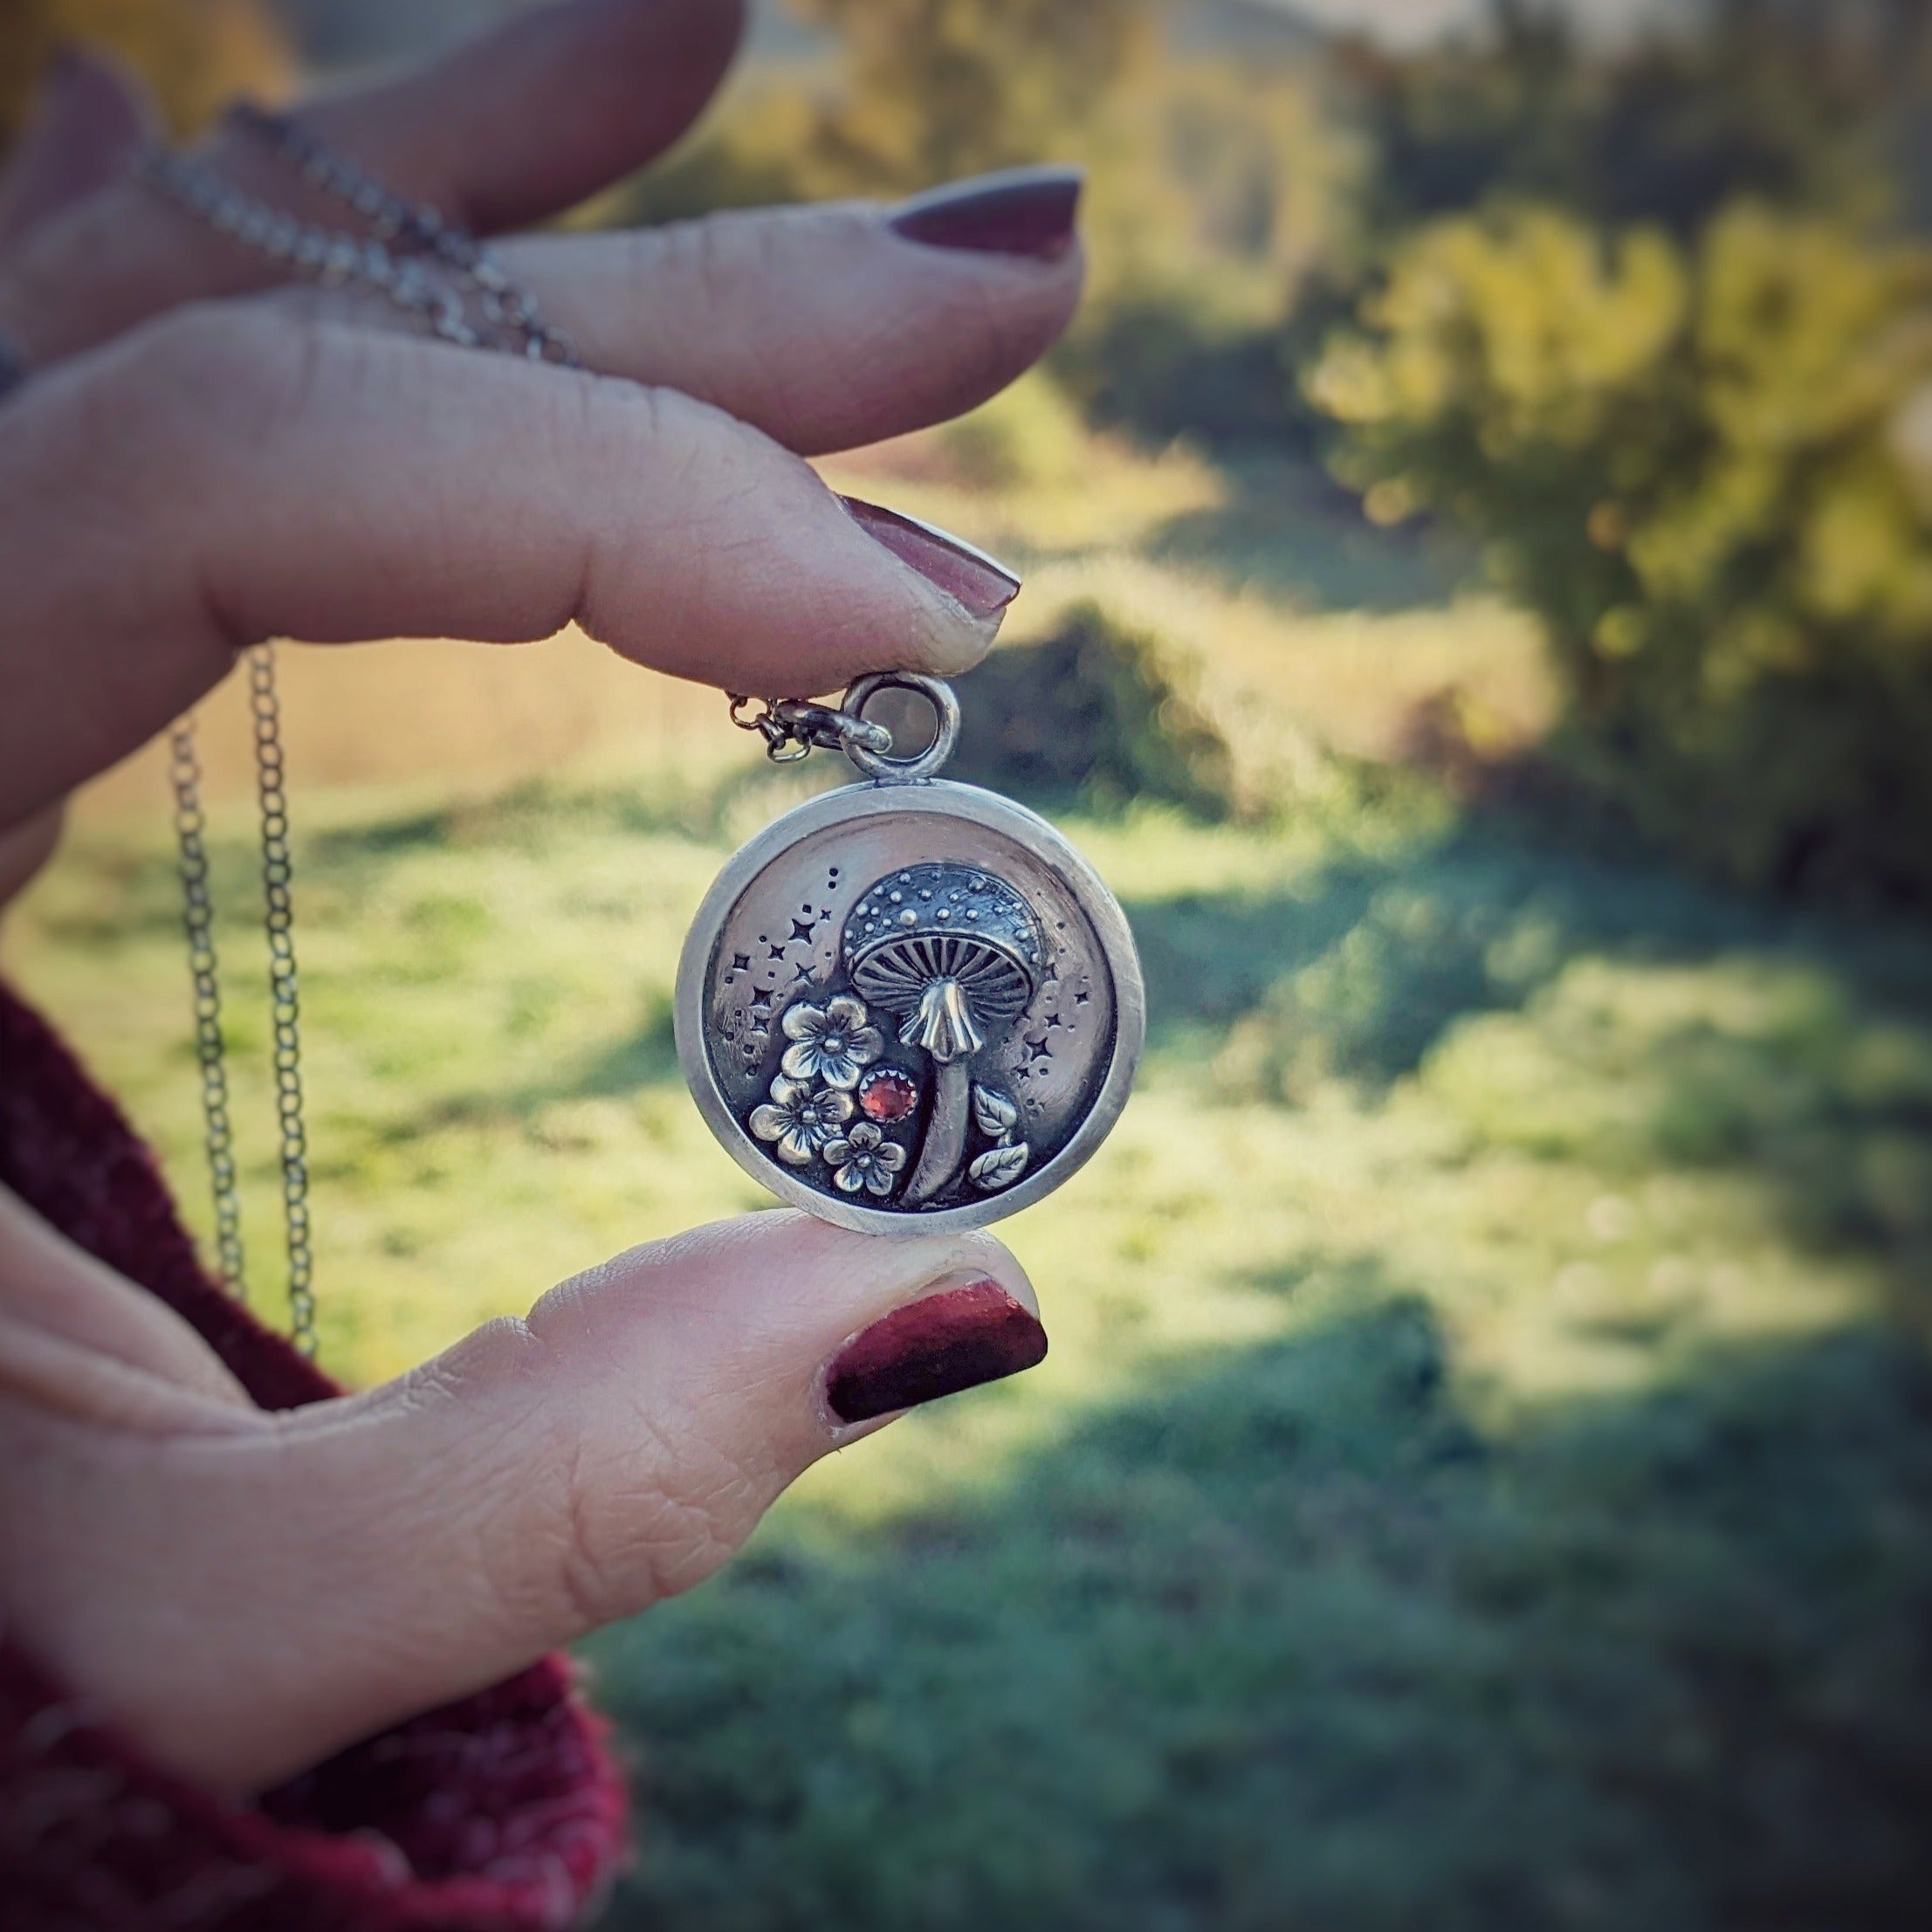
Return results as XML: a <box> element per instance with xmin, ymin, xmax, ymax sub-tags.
<box><xmin>842</xmin><ymin>864</ymin><xmax>1044</xmax><ymax>1204</ymax></box>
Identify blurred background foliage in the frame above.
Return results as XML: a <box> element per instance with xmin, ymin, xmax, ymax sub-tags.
<box><xmin>0</xmin><ymin>0</ymin><xmax>287</xmax><ymax>141</ymax></box>
<box><xmin>7</xmin><ymin>2</ymin><xmax>1932</xmax><ymax>1927</ymax></box>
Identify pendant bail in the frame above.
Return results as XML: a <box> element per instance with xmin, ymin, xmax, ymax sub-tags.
<box><xmin>838</xmin><ymin>671</ymin><xmax>960</xmax><ymax>783</ymax></box>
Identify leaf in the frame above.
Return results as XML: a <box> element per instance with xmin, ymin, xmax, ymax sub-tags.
<box><xmin>968</xmin><ymin>1142</ymin><xmax>1029</xmax><ymax>1192</ymax></box>
<box><xmin>973</xmin><ymin>1083</ymin><xmax>1020</xmax><ymax>1139</ymax></box>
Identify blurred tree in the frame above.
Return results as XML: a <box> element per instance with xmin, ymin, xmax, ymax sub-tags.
<box><xmin>0</xmin><ymin>0</ymin><xmax>291</xmax><ymax>148</ymax></box>
<box><xmin>619</xmin><ymin>1</ymin><xmax>1364</xmax><ymax>448</ymax></box>
<box><xmin>1312</xmin><ymin>203</ymin><xmax>1932</xmax><ymax>902</ymax></box>
<box><xmin>1339</xmin><ymin>0</ymin><xmax>1929</xmax><ymax>241</ymax></box>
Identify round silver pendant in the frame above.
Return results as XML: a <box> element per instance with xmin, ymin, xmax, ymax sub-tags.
<box><xmin>676</xmin><ymin>723</ymin><xmax>1143</xmax><ymax>1234</ymax></box>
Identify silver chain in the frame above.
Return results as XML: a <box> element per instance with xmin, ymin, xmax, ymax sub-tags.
<box><xmin>168</xmin><ymin>718</ymin><xmax>248</xmax><ymax>1296</ymax></box>
<box><xmin>729</xmin><ymin>673</ymin><xmax>962</xmax><ymax>784</ymax></box>
<box><xmin>727</xmin><ymin>693</ymin><xmax>894</xmax><ymax>765</ymax></box>
<box><xmin>166</xmin><ymin>650</ymin><xmax>313</xmax><ymax>1349</ymax></box>
<box><xmin>251</xmin><ymin>647</ymin><xmax>315</xmax><ymax>1351</ymax></box>
<box><xmin>140</xmin><ymin>105</ymin><xmax>580</xmax><ymax>365</ymax></box>
<box><xmin>147</xmin><ymin>109</ymin><xmax>582</xmax><ymax>1353</ymax></box>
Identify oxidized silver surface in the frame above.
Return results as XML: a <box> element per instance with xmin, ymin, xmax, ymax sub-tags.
<box><xmin>676</xmin><ymin>776</ymin><xmax>1143</xmax><ymax>1235</ymax></box>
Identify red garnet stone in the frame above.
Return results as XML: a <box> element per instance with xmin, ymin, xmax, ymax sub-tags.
<box><xmin>858</xmin><ymin>1067</ymin><xmax>919</xmax><ymax>1124</ymax></box>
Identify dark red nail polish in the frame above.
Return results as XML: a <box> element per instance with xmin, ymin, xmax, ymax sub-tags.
<box><xmin>889</xmin><ymin>166</ymin><xmax>1083</xmax><ymax>262</ymax></box>
<box><xmin>842</xmin><ymin>496</ymin><xmax>1021</xmax><ymax>621</ymax></box>
<box><xmin>827</xmin><ymin>1280</ymin><xmax>1048</xmax><ymax>1424</ymax></box>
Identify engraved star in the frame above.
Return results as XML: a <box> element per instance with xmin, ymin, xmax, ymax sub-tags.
<box><xmin>790</xmin><ymin>918</ymin><xmax>815</xmax><ymax>943</ymax></box>
<box><xmin>732</xmin><ymin>952</ymin><xmax>752</xmax><ymax>973</ymax></box>
<box><xmin>1076</xmin><ymin>987</ymin><xmax>1090</xmax><ymax>1006</ymax></box>
<box><xmin>792</xmin><ymin>962</ymin><xmax>814</xmax><ymax>983</ymax></box>
<box><xmin>767</xmin><ymin>942</ymin><xmax>787</xmax><ymax>961</ymax></box>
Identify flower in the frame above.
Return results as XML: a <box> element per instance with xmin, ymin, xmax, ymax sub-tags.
<box><xmin>779</xmin><ymin>994</ymin><xmax>883</xmax><ymax>1090</ymax></box>
<box><xmin>822</xmin><ymin>1119</ymin><xmax>908</xmax><ymax>1199</ymax></box>
<box><xmin>749</xmin><ymin>1076</ymin><xmax>853</xmax><ymax>1166</ymax></box>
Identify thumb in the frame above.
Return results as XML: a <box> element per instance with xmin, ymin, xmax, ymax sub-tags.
<box><xmin>18</xmin><ymin>1213</ymin><xmax>1043</xmax><ymax>1792</ymax></box>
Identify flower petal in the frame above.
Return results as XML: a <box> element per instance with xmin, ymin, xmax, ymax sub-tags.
<box><xmin>865</xmin><ymin>1165</ymin><xmax>897</xmax><ymax>1197</ymax></box>
<box><xmin>816</xmin><ymin>1090</ymin><xmax>854</xmax><ymax>1124</ymax></box>
<box><xmin>749</xmin><ymin>1104</ymin><xmax>791</xmax><ymax>1142</ymax></box>
<box><xmin>781</xmin><ymin>1001</ymin><xmax>828</xmax><ymax>1043</ymax></box>
<box><xmin>776</xmin><ymin>1129</ymin><xmax>819</xmax><ymax>1165</ymax></box>
<box><xmin>874</xmin><ymin>1141</ymin><xmax>907</xmax><ymax>1172</ymax></box>
<box><xmin>822</xmin><ymin>1138</ymin><xmax>853</xmax><ymax>1166</ymax></box>
<box><xmin>833</xmin><ymin>1162</ymin><xmax>867</xmax><ymax>1193</ymax></box>
<box><xmin>767</xmin><ymin>1074</ymin><xmax>808</xmax><ymax>1107</ymax></box>
<box><xmin>780</xmin><ymin>1042</ymin><xmax>821</xmax><ymax>1083</ymax></box>
<box><xmin>827</xmin><ymin>994</ymin><xmax>869</xmax><ymax>1032</ymax></box>
<box><xmin>818</xmin><ymin>1051</ymin><xmax>863</xmax><ymax>1091</ymax></box>
<box><xmin>848</xmin><ymin>1027</ymin><xmax>884</xmax><ymax>1066</ymax></box>
<box><xmin>846</xmin><ymin>1121</ymin><xmax>882</xmax><ymax>1152</ymax></box>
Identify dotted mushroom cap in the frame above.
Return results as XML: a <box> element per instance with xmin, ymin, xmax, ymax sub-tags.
<box><xmin>843</xmin><ymin>864</ymin><xmax>1043</xmax><ymax>1025</ymax></box>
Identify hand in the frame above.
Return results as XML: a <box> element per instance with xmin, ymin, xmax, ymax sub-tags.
<box><xmin>0</xmin><ymin>0</ymin><xmax>1071</xmax><ymax>1793</ymax></box>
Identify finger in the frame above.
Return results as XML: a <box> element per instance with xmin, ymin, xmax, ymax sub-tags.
<box><xmin>491</xmin><ymin>172</ymin><xmax>1086</xmax><ymax>455</ymax></box>
<box><xmin>0</xmin><ymin>1186</ymin><xmax>253</xmax><ymax>1412</ymax></box>
<box><xmin>0</xmin><ymin>306</ymin><xmax>1021</xmax><ymax>828</ymax></box>
<box><xmin>299</xmin><ymin>0</ymin><xmax>746</xmax><ymax>235</ymax></box>
<box><xmin>0</xmin><ymin>803</ymin><xmax>62</xmax><ymax>907</ymax></box>
<box><xmin>2</xmin><ymin>1212</ymin><xmax>1044</xmax><ymax>1790</ymax></box>
<box><xmin>0</xmin><ymin>0</ymin><xmax>744</xmax><ymax>367</ymax></box>
<box><xmin>0</xmin><ymin>47</ymin><xmax>159</xmax><ymax>253</ymax></box>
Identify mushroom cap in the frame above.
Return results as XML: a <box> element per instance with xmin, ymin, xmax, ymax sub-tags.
<box><xmin>843</xmin><ymin>863</ymin><xmax>1043</xmax><ymax>1025</ymax></box>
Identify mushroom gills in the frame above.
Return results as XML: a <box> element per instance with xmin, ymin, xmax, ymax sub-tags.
<box><xmin>899</xmin><ymin>977</ymin><xmax>983</xmax><ymax>1063</ymax></box>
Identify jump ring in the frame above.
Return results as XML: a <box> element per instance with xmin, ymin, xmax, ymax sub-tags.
<box><xmin>839</xmin><ymin>671</ymin><xmax>960</xmax><ymax>784</ymax></box>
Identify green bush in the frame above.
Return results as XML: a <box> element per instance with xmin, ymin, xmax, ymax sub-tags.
<box><xmin>948</xmin><ymin>599</ymin><xmax>1236</xmax><ymax>819</ymax></box>
<box><xmin>1310</xmin><ymin>202</ymin><xmax>1932</xmax><ymax>904</ymax></box>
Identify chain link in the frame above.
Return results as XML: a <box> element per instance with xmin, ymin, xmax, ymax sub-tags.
<box><xmin>250</xmin><ymin>647</ymin><xmax>315</xmax><ymax>1356</ymax></box>
<box><xmin>168</xmin><ymin>723</ymin><xmax>248</xmax><ymax>1297</ymax></box>
<box><xmin>726</xmin><ymin>692</ymin><xmax>894</xmax><ymax>765</ymax></box>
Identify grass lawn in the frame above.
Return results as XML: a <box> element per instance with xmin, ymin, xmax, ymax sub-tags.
<box><xmin>6</xmin><ymin>400</ymin><xmax>1932</xmax><ymax>1926</ymax></box>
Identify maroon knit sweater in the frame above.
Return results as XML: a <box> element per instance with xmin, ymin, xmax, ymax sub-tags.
<box><xmin>0</xmin><ymin>985</ymin><xmax>629</xmax><ymax>1931</ymax></box>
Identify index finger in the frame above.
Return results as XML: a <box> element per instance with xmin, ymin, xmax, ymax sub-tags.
<box><xmin>0</xmin><ymin>306</ymin><xmax>1019</xmax><ymax>829</ymax></box>
<box><xmin>297</xmin><ymin>0</ymin><xmax>746</xmax><ymax>235</ymax></box>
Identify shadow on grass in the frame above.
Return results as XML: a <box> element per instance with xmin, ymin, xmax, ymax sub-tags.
<box><xmin>1127</xmin><ymin>812</ymin><xmax>1932</xmax><ymax>1071</ymax></box>
<box><xmin>309</xmin><ymin>776</ymin><xmax>738</xmax><ymax>861</ymax></box>
<box><xmin>1143</xmin><ymin>451</ymin><xmax>1476</xmax><ymax>610</ymax></box>
<box><xmin>585</xmin><ymin>1298</ymin><xmax>1932</xmax><ymax>1932</ymax></box>
<box><xmin>1126</xmin><ymin>815</ymin><xmax>1932</xmax><ymax>1299</ymax></box>
<box><xmin>376</xmin><ymin>1000</ymin><xmax>683</xmax><ymax>1142</ymax></box>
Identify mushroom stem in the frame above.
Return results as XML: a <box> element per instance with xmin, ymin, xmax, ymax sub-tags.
<box><xmin>898</xmin><ymin>977</ymin><xmax>982</xmax><ymax>1061</ymax></box>
<box><xmin>906</xmin><ymin>1059</ymin><xmax>972</xmax><ymax>1205</ymax></box>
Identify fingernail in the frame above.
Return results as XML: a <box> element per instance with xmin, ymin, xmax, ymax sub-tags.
<box><xmin>842</xmin><ymin>496</ymin><xmax>1021</xmax><ymax>622</ymax></box>
<box><xmin>827</xmin><ymin>1279</ymin><xmax>1048</xmax><ymax>1424</ymax></box>
<box><xmin>889</xmin><ymin>165</ymin><xmax>1083</xmax><ymax>262</ymax></box>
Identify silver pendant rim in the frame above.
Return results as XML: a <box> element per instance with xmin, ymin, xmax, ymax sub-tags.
<box><xmin>675</xmin><ymin>779</ymin><xmax>1145</xmax><ymax>1237</ymax></box>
